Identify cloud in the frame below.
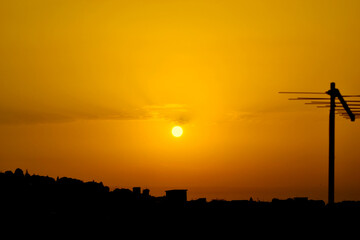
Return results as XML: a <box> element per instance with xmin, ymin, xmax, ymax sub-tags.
<box><xmin>0</xmin><ymin>109</ymin><xmax>74</xmax><ymax>125</ymax></box>
<box><xmin>225</xmin><ymin>110</ymin><xmax>259</xmax><ymax>121</ymax></box>
<box><xmin>141</xmin><ymin>104</ymin><xmax>191</xmax><ymax>124</ymax></box>
<box><xmin>0</xmin><ymin>103</ymin><xmax>191</xmax><ymax>125</ymax></box>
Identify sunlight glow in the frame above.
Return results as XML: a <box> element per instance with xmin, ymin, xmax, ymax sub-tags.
<box><xmin>172</xmin><ymin>126</ymin><xmax>183</xmax><ymax>137</ymax></box>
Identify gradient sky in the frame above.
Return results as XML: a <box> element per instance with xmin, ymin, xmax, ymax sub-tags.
<box><xmin>1</xmin><ymin>0</ymin><xmax>360</xmax><ymax>202</ymax></box>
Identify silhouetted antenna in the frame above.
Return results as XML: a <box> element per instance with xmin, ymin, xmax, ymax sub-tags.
<box><xmin>279</xmin><ymin>92</ymin><xmax>326</xmax><ymax>94</ymax></box>
<box><xmin>342</xmin><ymin>95</ymin><xmax>360</xmax><ymax>97</ymax></box>
<box><xmin>280</xmin><ymin>82</ymin><xmax>359</xmax><ymax>205</ymax></box>
<box><xmin>289</xmin><ymin>97</ymin><xmax>330</xmax><ymax>100</ymax></box>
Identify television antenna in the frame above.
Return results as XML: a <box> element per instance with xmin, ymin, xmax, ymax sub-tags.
<box><xmin>280</xmin><ymin>82</ymin><xmax>359</xmax><ymax>205</ymax></box>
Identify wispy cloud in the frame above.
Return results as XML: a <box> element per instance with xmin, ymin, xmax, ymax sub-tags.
<box><xmin>225</xmin><ymin>110</ymin><xmax>259</xmax><ymax>121</ymax></box>
<box><xmin>0</xmin><ymin>109</ymin><xmax>75</xmax><ymax>125</ymax></box>
<box><xmin>141</xmin><ymin>104</ymin><xmax>190</xmax><ymax>124</ymax></box>
<box><xmin>0</xmin><ymin>103</ymin><xmax>191</xmax><ymax>125</ymax></box>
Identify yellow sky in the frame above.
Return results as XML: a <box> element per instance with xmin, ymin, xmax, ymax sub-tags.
<box><xmin>1</xmin><ymin>0</ymin><xmax>360</xmax><ymax>201</ymax></box>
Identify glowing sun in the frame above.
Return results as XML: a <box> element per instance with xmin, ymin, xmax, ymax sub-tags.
<box><xmin>172</xmin><ymin>126</ymin><xmax>183</xmax><ymax>137</ymax></box>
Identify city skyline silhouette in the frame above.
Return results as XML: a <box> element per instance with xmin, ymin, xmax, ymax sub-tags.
<box><xmin>3</xmin><ymin>167</ymin><xmax>358</xmax><ymax>207</ymax></box>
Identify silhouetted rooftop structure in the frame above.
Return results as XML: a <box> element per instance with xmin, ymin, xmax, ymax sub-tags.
<box><xmin>14</xmin><ymin>168</ymin><xmax>24</xmax><ymax>177</ymax></box>
<box><xmin>133</xmin><ymin>187</ymin><xmax>141</xmax><ymax>197</ymax></box>
<box><xmin>165</xmin><ymin>189</ymin><xmax>187</xmax><ymax>205</ymax></box>
<box><xmin>143</xmin><ymin>188</ymin><xmax>150</xmax><ymax>197</ymax></box>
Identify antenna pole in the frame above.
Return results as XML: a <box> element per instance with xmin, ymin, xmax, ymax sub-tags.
<box><xmin>328</xmin><ymin>82</ymin><xmax>336</xmax><ymax>205</ymax></box>
<box><xmin>281</xmin><ymin>82</ymin><xmax>357</xmax><ymax>206</ymax></box>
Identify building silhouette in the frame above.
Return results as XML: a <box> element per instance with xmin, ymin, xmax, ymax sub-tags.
<box><xmin>133</xmin><ymin>187</ymin><xmax>141</xmax><ymax>196</ymax></box>
<box><xmin>165</xmin><ymin>189</ymin><xmax>187</xmax><ymax>205</ymax></box>
<box><xmin>143</xmin><ymin>188</ymin><xmax>150</xmax><ymax>197</ymax></box>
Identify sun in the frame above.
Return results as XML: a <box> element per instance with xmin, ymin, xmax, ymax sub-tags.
<box><xmin>172</xmin><ymin>126</ymin><xmax>183</xmax><ymax>137</ymax></box>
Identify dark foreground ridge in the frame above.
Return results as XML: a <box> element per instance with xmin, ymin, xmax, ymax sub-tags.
<box><xmin>1</xmin><ymin>168</ymin><xmax>360</xmax><ymax>227</ymax></box>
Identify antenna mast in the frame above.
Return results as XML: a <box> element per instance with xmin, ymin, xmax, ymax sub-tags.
<box><xmin>280</xmin><ymin>82</ymin><xmax>358</xmax><ymax>205</ymax></box>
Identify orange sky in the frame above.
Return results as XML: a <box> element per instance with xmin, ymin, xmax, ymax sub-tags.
<box><xmin>1</xmin><ymin>0</ymin><xmax>360</xmax><ymax>202</ymax></box>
